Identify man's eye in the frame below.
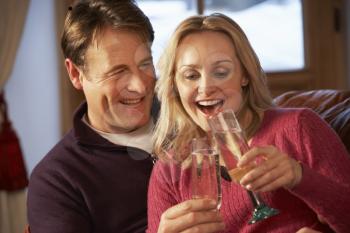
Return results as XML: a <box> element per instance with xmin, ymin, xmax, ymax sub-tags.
<box><xmin>115</xmin><ymin>68</ymin><xmax>127</xmax><ymax>75</ymax></box>
<box><xmin>100</xmin><ymin>69</ymin><xmax>126</xmax><ymax>82</ymax></box>
<box><xmin>107</xmin><ymin>68</ymin><xmax>127</xmax><ymax>78</ymax></box>
<box><xmin>140</xmin><ymin>61</ymin><xmax>154</xmax><ymax>70</ymax></box>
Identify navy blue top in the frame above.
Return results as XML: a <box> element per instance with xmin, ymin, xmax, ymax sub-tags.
<box><xmin>27</xmin><ymin>102</ymin><xmax>154</xmax><ymax>233</ymax></box>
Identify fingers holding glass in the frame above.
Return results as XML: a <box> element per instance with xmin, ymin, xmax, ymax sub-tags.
<box><xmin>158</xmin><ymin>199</ymin><xmax>224</xmax><ymax>233</ymax></box>
<box><xmin>239</xmin><ymin>146</ymin><xmax>303</xmax><ymax>192</ymax></box>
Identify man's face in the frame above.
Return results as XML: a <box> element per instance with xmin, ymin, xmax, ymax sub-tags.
<box><xmin>81</xmin><ymin>27</ymin><xmax>155</xmax><ymax>133</ymax></box>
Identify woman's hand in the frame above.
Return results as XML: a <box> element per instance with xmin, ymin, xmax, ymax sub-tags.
<box><xmin>237</xmin><ymin>145</ymin><xmax>302</xmax><ymax>192</ymax></box>
<box><xmin>157</xmin><ymin>199</ymin><xmax>225</xmax><ymax>233</ymax></box>
<box><xmin>296</xmin><ymin>227</ymin><xmax>322</xmax><ymax>233</ymax></box>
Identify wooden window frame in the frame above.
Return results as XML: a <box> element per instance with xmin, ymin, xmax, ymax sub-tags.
<box><xmin>57</xmin><ymin>0</ymin><xmax>348</xmax><ymax>134</ymax></box>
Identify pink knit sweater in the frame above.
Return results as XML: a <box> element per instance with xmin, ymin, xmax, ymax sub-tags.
<box><xmin>147</xmin><ymin>108</ymin><xmax>350</xmax><ymax>233</ymax></box>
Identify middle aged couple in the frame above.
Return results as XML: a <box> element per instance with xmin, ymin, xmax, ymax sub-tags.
<box><xmin>27</xmin><ymin>1</ymin><xmax>350</xmax><ymax>233</ymax></box>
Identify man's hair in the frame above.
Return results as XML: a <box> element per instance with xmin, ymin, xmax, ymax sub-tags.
<box><xmin>61</xmin><ymin>0</ymin><xmax>154</xmax><ymax>68</ymax></box>
<box><xmin>153</xmin><ymin>13</ymin><xmax>273</xmax><ymax>161</ymax></box>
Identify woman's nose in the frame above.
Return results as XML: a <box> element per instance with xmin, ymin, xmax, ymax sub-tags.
<box><xmin>198</xmin><ymin>75</ymin><xmax>216</xmax><ymax>95</ymax></box>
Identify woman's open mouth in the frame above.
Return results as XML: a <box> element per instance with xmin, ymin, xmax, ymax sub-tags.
<box><xmin>196</xmin><ymin>99</ymin><xmax>223</xmax><ymax>116</ymax></box>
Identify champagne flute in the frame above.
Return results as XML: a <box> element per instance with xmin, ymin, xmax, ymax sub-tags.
<box><xmin>208</xmin><ymin>109</ymin><xmax>279</xmax><ymax>224</ymax></box>
<box><xmin>191</xmin><ymin>137</ymin><xmax>222</xmax><ymax>209</ymax></box>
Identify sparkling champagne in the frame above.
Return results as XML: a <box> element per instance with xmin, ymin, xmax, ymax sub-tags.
<box><xmin>214</xmin><ymin>129</ymin><xmax>255</xmax><ymax>183</ymax></box>
<box><xmin>192</xmin><ymin>151</ymin><xmax>222</xmax><ymax>209</ymax></box>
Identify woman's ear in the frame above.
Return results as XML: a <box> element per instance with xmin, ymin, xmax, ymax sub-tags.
<box><xmin>65</xmin><ymin>58</ymin><xmax>83</xmax><ymax>90</ymax></box>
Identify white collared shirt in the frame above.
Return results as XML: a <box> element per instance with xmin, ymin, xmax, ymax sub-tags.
<box><xmin>82</xmin><ymin>115</ymin><xmax>154</xmax><ymax>154</ymax></box>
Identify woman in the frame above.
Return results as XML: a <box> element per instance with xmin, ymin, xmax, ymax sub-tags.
<box><xmin>147</xmin><ymin>13</ymin><xmax>350</xmax><ymax>233</ymax></box>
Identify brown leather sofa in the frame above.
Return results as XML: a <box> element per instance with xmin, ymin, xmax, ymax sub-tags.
<box><xmin>274</xmin><ymin>89</ymin><xmax>350</xmax><ymax>153</ymax></box>
<box><xmin>23</xmin><ymin>89</ymin><xmax>350</xmax><ymax>233</ymax></box>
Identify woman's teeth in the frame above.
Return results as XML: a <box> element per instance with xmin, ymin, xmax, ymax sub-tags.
<box><xmin>196</xmin><ymin>99</ymin><xmax>223</xmax><ymax>115</ymax></box>
<box><xmin>197</xmin><ymin>99</ymin><xmax>222</xmax><ymax>106</ymax></box>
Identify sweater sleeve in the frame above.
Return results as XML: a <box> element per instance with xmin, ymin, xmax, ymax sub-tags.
<box><xmin>290</xmin><ymin>109</ymin><xmax>350</xmax><ymax>233</ymax></box>
<box><xmin>27</xmin><ymin>161</ymin><xmax>91</xmax><ymax>233</ymax></box>
<box><xmin>147</xmin><ymin>161</ymin><xmax>179</xmax><ymax>233</ymax></box>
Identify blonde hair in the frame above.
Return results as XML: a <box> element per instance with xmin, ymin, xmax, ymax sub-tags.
<box><xmin>153</xmin><ymin>13</ymin><xmax>273</xmax><ymax>161</ymax></box>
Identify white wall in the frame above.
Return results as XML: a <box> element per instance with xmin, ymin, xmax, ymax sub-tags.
<box><xmin>4</xmin><ymin>0</ymin><xmax>60</xmax><ymax>175</ymax></box>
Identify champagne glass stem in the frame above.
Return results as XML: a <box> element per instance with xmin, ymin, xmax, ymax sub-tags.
<box><xmin>247</xmin><ymin>190</ymin><xmax>259</xmax><ymax>206</ymax></box>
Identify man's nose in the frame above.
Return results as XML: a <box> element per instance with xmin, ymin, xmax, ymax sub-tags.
<box><xmin>127</xmin><ymin>71</ymin><xmax>148</xmax><ymax>93</ymax></box>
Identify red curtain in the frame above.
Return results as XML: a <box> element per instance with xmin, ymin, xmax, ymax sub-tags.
<box><xmin>0</xmin><ymin>91</ymin><xmax>28</xmax><ymax>191</ymax></box>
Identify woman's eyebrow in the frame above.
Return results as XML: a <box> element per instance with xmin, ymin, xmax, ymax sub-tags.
<box><xmin>177</xmin><ymin>58</ymin><xmax>234</xmax><ymax>71</ymax></box>
<box><xmin>177</xmin><ymin>64</ymin><xmax>200</xmax><ymax>71</ymax></box>
<box><xmin>212</xmin><ymin>59</ymin><xmax>234</xmax><ymax>65</ymax></box>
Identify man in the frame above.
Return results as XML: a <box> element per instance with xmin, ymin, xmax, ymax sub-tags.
<box><xmin>27</xmin><ymin>0</ymin><xmax>156</xmax><ymax>232</ymax></box>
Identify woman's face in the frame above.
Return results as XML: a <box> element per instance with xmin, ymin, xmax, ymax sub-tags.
<box><xmin>175</xmin><ymin>31</ymin><xmax>248</xmax><ymax>131</ymax></box>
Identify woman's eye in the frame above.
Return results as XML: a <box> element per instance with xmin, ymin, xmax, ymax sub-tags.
<box><xmin>185</xmin><ymin>75</ymin><xmax>198</xmax><ymax>80</ymax></box>
<box><xmin>213</xmin><ymin>70</ymin><xmax>229</xmax><ymax>79</ymax></box>
<box><xmin>183</xmin><ymin>71</ymin><xmax>199</xmax><ymax>80</ymax></box>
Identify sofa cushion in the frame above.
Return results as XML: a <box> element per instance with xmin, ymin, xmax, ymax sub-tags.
<box><xmin>324</xmin><ymin>99</ymin><xmax>350</xmax><ymax>152</ymax></box>
<box><xmin>274</xmin><ymin>89</ymin><xmax>350</xmax><ymax>152</ymax></box>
